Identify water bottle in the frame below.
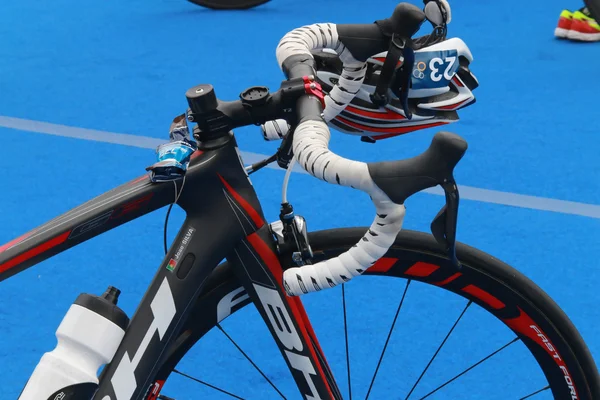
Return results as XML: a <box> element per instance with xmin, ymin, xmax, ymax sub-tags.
<box><xmin>19</xmin><ymin>286</ymin><xmax>129</xmax><ymax>400</ymax></box>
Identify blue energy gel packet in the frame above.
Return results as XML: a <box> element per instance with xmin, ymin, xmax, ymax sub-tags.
<box><xmin>146</xmin><ymin>114</ymin><xmax>198</xmax><ymax>183</ymax></box>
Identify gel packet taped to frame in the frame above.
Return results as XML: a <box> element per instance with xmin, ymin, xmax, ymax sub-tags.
<box><xmin>146</xmin><ymin>114</ymin><xmax>198</xmax><ymax>183</ymax></box>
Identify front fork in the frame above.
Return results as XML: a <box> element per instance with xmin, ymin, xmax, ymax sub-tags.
<box><xmin>226</xmin><ymin>220</ymin><xmax>342</xmax><ymax>400</ymax></box>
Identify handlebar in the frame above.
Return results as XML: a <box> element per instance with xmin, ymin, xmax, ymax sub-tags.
<box><xmin>337</xmin><ymin>2</ymin><xmax>427</xmax><ymax>61</ymax></box>
<box><xmin>184</xmin><ymin>76</ymin><xmax>325</xmax><ymax>144</ymax></box>
<box><xmin>277</xmin><ymin>2</ymin><xmax>431</xmax><ymax>124</ymax></box>
<box><xmin>185</xmin><ymin>1</ymin><xmax>432</xmax><ymax>140</ymax></box>
<box><xmin>184</xmin><ymin>2</ymin><xmax>463</xmax><ymax>296</ymax></box>
<box><xmin>281</xmin><ymin>2</ymin><xmax>426</xmax><ymax>80</ymax></box>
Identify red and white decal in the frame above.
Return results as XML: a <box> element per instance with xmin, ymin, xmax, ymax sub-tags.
<box><xmin>145</xmin><ymin>380</ymin><xmax>165</xmax><ymax>400</ymax></box>
<box><xmin>247</xmin><ymin>233</ymin><xmax>335</xmax><ymax>400</ymax></box>
<box><xmin>504</xmin><ymin>308</ymin><xmax>579</xmax><ymax>399</ymax></box>
<box><xmin>111</xmin><ymin>278</ymin><xmax>177</xmax><ymax>400</ymax></box>
<box><xmin>253</xmin><ymin>284</ymin><xmax>324</xmax><ymax>399</ymax></box>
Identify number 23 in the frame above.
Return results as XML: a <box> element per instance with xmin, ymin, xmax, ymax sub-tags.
<box><xmin>429</xmin><ymin>56</ymin><xmax>456</xmax><ymax>82</ymax></box>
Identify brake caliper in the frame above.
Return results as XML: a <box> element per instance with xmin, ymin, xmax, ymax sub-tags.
<box><xmin>270</xmin><ymin>202</ymin><xmax>313</xmax><ymax>266</ymax></box>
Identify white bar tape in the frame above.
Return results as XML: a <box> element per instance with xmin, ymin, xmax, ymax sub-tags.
<box><xmin>275</xmin><ymin>23</ymin><xmax>368</xmax><ymax>122</ymax></box>
<box><xmin>282</xmin><ymin>119</ymin><xmax>406</xmax><ymax>296</ymax></box>
<box><xmin>261</xmin><ymin>119</ymin><xmax>289</xmax><ymax>140</ymax></box>
<box><xmin>323</xmin><ymin>62</ymin><xmax>367</xmax><ymax>122</ymax></box>
<box><xmin>276</xmin><ymin>23</ymin><xmax>406</xmax><ymax>296</ymax></box>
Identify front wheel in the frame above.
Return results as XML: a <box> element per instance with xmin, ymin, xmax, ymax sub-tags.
<box><xmin>186</xmin><ymin>0</ymin><xmax>270</xmax><ymax>10</ymax></box>
<box><xmin>154</xmin><ymin>228</ymin><xmax>599</xmax><ymax>399</ymax></box>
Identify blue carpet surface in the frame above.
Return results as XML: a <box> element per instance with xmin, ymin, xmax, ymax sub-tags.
<box><xmin>0</xmin><ymin>0</ymin><xmax>598</xmax><ymax>398</ymax></box>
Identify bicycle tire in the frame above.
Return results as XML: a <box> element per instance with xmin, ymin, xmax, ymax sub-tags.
<box><xmin>153</xmin><ymin>227</ymin><xmax>599</xmax><ymax>399</ymax></box>
<box><xmin>186</xmin><ymin>0</ymin><xmax>270</xmax><ymax>10</ymax></box>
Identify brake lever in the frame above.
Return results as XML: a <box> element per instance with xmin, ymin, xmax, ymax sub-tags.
<box><xmin>276</xmin><ymin>128</ymin><xmax>295</xmax><ymax>169</ymax></box>
<box><xmin>430</xmin><ymin>179</ymin><xmax>461</xmax><ymax>268</ymax></box>
<box><xmin>367</xmin><ymin>131</ymin><xmax>467</xmax><ymax>267</ymax></box>
<box><xmin>245</xmin><ymin>126</ymin><xmax>295</xmax><ymax>174</ymax></box>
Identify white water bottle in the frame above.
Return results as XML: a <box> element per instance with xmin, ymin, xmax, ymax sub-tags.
<box><xmin>19</xmin><ymin>286</ymin><xmax>129</xmax><ymax>400</ymax></box>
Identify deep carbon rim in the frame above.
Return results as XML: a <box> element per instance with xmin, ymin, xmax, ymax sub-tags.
<box><xmin>153</xmin><ymin>228</ymin><xmax>599</xmax><ymax>399</ymax></box>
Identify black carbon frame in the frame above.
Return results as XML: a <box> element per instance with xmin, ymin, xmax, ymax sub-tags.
<box><xmin>0</xmin><ymin>133</ymin><xmax>339</xmax><ymax>400</ymax></box>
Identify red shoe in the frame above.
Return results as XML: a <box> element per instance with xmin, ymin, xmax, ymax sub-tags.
<box><xmin>567</xmin><ymin>9</ymin><xmax>600</xmax><ymax>41</ymax></box>
<box><xmin>555</xmin><ymin>9</ymin><xmax>574</xmax><ymax>38</ymax></box>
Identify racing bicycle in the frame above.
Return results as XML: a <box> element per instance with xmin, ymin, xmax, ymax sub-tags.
<box><xmin>2</xmin><ymin>2</ymin><xmax>599</xmax><ymax>399</ymax></box>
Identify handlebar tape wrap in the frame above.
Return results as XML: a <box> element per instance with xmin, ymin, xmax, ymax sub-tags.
<box><xmin>276</xmin><ymin>23</ymin><xmax>406</xmax><ymax>296</ymax></box>
<box><xmin>276</xmin><ymin>23</ymin><xmax>368</xmax><ymax>122</ymax></box>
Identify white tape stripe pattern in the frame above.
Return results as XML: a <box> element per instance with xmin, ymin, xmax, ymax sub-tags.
<box><xmin>276</xmin><ymin>24</ymin><xmax>409</xmax><ymax>295</ymax></box>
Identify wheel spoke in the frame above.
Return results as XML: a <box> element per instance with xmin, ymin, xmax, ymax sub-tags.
<box><xmin>404</xmin><ymin>300</ymin><xmax>472</xmax><ymax>400</ymax></box>
<box><xmin>217</xmin><ymin>324</ymin><xmax>286</xmax><ymax>399</ymax></box>
<box><xmin>172</xmin><ymin>368</ymin><xmax>245</xmax><ymax>399</ymax></box>
<box><xmin>519</xmin><ymin>385</ymin><xmax>551</xmax><ymax>399</ymax></box>
<box><xmin>418</xmin><ymin>337</ymin><xmax>520</xmax><ymax>399</ymax></box>
<box><xmin>341</xmin><ymin>284</ymin><xmax>352</xmax><ymax>400</ymax></box>
<box><xmin>365</xmin><ymin>279</ymin><xmax>412</xmax><ymax>400</ymax></box>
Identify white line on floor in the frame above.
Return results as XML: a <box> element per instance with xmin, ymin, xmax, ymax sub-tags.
<box><xmin>1</xmin><ymin>115</ymin><xmax>599</xmax><ymax>219</ymax></box>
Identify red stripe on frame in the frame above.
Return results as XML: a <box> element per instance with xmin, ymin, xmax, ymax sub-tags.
<box><xmin>0</xmin><ymin>232</ymin><xmax>32</xmax><ymax>254</ymax></box>
<box><xmin>289</xmin><ymin>295</ymin><xmax>332</xmax><ymax>378</ymax></box>
<box><xmin>129</xmin><ymin>175</ymin><xmax>149</xmax><ymax>185</ymax></box>
<box><xmin>0</xmin><ymin>231</ymin><xmax>72</xmax><ymax>274</ymax></box>
<box><xmin>404</xmin><ymin>262</ymin><xmax>440</xmax><ymax>277</ymax></box>
<box><xmin>246</xmin><ymin>233</ymin><xmax>335</xmax><ymax>399</ymax></box>
<box><xmin>462</xmin><ymin>284</ymin><xmax>505</xmax><ymax>310</ymax></box>
<box><xmin>247</xmin><ymin>233</ymin><xmax>284</xmax><ymax>285</ymax></box>
<box><xmin>368</xmin><ymin>257</ymin><xmax>398</xmax><ymax>273</ymax></box>
<box><xmin>218</xmin><ymin>174</ymin><xmax>264</xmax><ymax>229</ymax></box>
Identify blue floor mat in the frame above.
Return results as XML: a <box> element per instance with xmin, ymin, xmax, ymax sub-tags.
<box><xmin>0</xmin><ymin>0</ymin><xmax>598</xmax><ymax>398</ymax></box>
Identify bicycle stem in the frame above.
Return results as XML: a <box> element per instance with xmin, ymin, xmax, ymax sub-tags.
<box><xmin>184</xmin><ymin>76</ymin><xmax>324</xmax><ymax>148</ymax></box>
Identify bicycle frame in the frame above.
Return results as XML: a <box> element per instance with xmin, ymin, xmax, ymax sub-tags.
<box><xmin>0</xmin><ymin>133</ymin><xmax>341</xmax><ymax>399</ymax></box>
